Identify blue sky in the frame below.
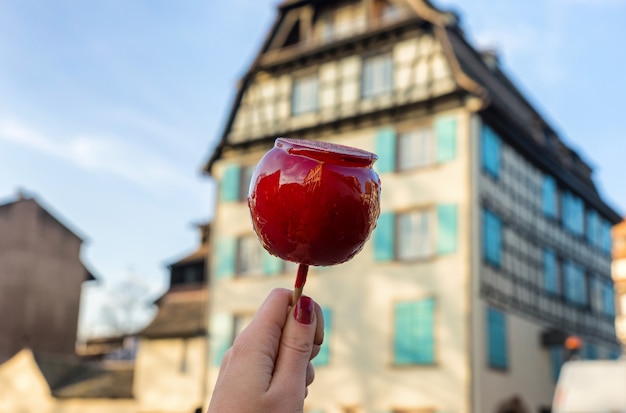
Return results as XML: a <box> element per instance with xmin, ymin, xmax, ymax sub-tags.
<box><xmin>1</xmin><ymin>0</ymin><xmax>625</xmax><ymax>337</ymax></box>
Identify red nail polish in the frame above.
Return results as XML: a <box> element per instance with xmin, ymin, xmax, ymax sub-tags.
<box><xmin>294</xmin><ymin>296</ymin><xmax>314</xmax><ymax>324</ymax></box>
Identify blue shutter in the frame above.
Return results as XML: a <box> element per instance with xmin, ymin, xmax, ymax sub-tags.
<box><xmin>262</xmin><ymin>249</ymin><xmax>283</xmax><ymax>276</ymax></box>
<box><xmin>437</xmin><ymin>204</ymin><xmax>458</xmax><ymax>254</ymax></box>
<box><xmin>550</xmin><ymin>347</ymin><xmax>564</xmax><ymax>382</ymax></box>
<box><xmin>375</xmin><ymin>128</ymin><xmax>397</xmax><ymax>173</ymax></box>
<box><xmin>586</xmin><ymin>210</ymin><xmax>598</xmax><ymax>246</ymax></box>
<box><xmin>585</xmin><ymin>344</ymin><xmax>597</xmax><ymax>360</ymax></box>
<box><xmin>435</xmin><ymin>116</ymin><xmax>457</xmax><ymax>163</ymax></box>
<box><xmin>483</xmin><ymin>209</ymin><xmax>502</xmax><ymax>267</ymax></box>
<box><xmin>481</xmin><ymin>125</ymin><xmax>501</xmax><ymax>178</ymax></box>
<box><xmin>215</xmin><ymin>237</ymin><xmax>237</xmax><ymax>279</ymax></box>
<box><xmin>211</xmin><ymin>313</ymin><xmax>234</xmax><ymax>366</ymax></box>
<box><xmin>543</xmin><ymin>249</ymin><xmax>558</xmax><ymax>294</ymax></box>
<box><xmin>394</xmin><ymin>298</ymin><xmax>435</xmax><ymax>365</ymax></box>
<box><xmin>221</xmin><ymin>165</ymin><xmax>241</xmax><ymax>202</ymax></box>
<box><xmin>542</xmin><ymin>176</ymin><xmax>557</xmax><ymax>218</ymax></box>
<box><xmin>313</xmin><ymin>307</ymin><xmax>332</xmax><ymax>366</ymax></box>
<box><xmin>487</xmin><ymin>307</ymin><xmax>507</xmax><ymax>369</ymax></box>
<box><xmin>374</xmin><ymin>212</ymin><xmax>395</xmax><ymax>262</ymax></box>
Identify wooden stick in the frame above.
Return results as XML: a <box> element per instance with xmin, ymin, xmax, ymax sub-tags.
<box><xmin>291</xmin><ymin>263</ymin><xmax>309</xmax><ymax>306</ymax></box>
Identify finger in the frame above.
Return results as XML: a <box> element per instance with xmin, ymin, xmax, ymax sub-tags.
<box><xmin>310</xmin><ymin>344</ymin><xmax>321</xmax><ymax>360</ymax></box>
<box><xmin>313</xmin><ymin>303</ymin><xmax>324</xmax><ymax>346</ymax></box>
<box><xmin>306</xmin><ymin>362</ymin><xmax>315</xmax><ymax>387</ymax></box>
<box><xmin>221</xmin><ymin>289</ymin><xmax>292</xmax><ymax>392</ymax></box>
<box><xmin>268</xmin><ymin>295</ymin><xmax>317</xmax><ymax>398</ymax></box>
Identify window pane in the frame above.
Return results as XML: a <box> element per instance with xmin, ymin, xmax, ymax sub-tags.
<box><xmin>397</xmin><ymin>210</ymin><xmax>431</xmax><ymax>260</ymax></box>
<box><xmin>398</xmin><ymin>128</ymin><xmax>432</xmax><ymax>170</ymax></box>
<box><xmin>362</xmin><ymin>54</ymin><xmax>393</xmax><ymax>98</ymax></box>
<box><xmin>292</xmin><ymin>75</ymin><xmax>319</xmax><ymax>115</ymax></box>
<box><xmin>238</xmin><ymin>236</ymin><xmax>263</xmax><ymax>276</ymax></box>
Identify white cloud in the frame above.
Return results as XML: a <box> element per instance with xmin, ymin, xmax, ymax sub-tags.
<box><xmin>0</xmin><ymin>117</ymin><xmax>195</xmax><ymax>193</ymax></box>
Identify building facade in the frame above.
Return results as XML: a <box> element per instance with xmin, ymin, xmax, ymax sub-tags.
<box><xmin>0</xmin><ymin>192</ymin><xmax>96</xmax><ymax>364</ymax></box>
<box><xmin>203</xmin><ymin>1</ymin><xmax>622</xmax><ymax>412</ymax></box>
<box><xmin>612</xmin><ymin>220</ymin><xmax>626</xmax><ymax>348</ymax></box>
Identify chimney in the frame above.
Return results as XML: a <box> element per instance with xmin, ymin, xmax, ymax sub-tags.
<box><xmin>481</xmin><ymin>49</ymin><xmax>500</xmax><ymax>71</ymax></box>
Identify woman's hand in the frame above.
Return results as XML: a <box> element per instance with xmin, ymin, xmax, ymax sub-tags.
<box><xmin>208</xmin><ymin>288</ymin><xmax>324</xmax><ymax>413</ymax></box>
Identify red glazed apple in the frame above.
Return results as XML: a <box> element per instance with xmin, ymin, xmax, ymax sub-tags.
<box><xmin>248</xmin><ymin>138</ymin><xmax>381</xmax><ymax>267</ymax></box>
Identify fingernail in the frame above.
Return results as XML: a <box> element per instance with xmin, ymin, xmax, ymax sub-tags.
<box><xmin>294</xmin><ymin>296</ymin><xmax>314</xmax><ymax>325</ymax></box>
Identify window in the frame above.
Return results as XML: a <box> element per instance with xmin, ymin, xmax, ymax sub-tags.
<box><xmin>481</xmin><ymin>125</ymin><xmax>501</xmax><ymax>178</ymax></box>
<box><xmin>362</xmin><ymin>54</ymin><xmax>393</xmax><ymax>98</ymax></box>
<box><xmin>486</xmin><ymin>307</ymin><xmax>508</xmax><ymax>370</ymax></box>
<box><xmin>602</xmin><ymin>281</ymin><xmax>615</xmax><ymax>316</ymax></box>
<box><xmin>373</xmin><ymin>205</ymin><xmax>458</xmax><ymax>262</ymax></box>
<box><xmin>292</xmin><ymin>74</ymin><xmax>319</xmax><ymax>115</ymax></box>
<box><xmin>397</xmin><ymin>210</ymin><xmax>432</xmax><ymax>261</ymax></box>
<box><xmin>600</xmin><ymin>219</ymin><xmax>613</xmax><ymax>254</ymax></box>
<box><xmin>542</xmin><ymin>175</ymin><xmax>558</xmax><ymax>219</ymax></box>
<box><xmin>561</xmin><ymin>191</ymin><xmax>584</xmax><ymax>236</ymax></box>
<box><xmin>313</xmin><ymin>307</ymin><xmax>332</xmax><ymax>366</ymax></box>
<box><xmin>239</xmin><ymin>165</ymin><xmax>255</xmax><ymax>201</ymax></box>
<box><xmin>563</xmin><ymin>260</ymin><xmax>587</xmax><ymax>305</ymax></box>
<box><xmin>586</xmin><ymin>209</ymin><xmax>600</xmax><ymax>247</ymax></box>
<box><xmin>237</xmin><ymin>235</ymin><xmax>263</xmax><ymax>276</ymax></box>
<box><xmin>590</xmin><ymin>276</ymin><xmax>603</xmax><ymax>313</ymax></box>
<box><xmin>483</xmin><ymin>209</ymin><xmax>502</xmax><ymax>267</ymax></box>
<box><xmin>394</xmin><ymin>298</ymin><xmax>435</xmax><ymax>365</ymax></box>
<box><xmin>543</xmin><ymin>249</ymin><xmax>560</xmax><ymax>295</ymax></box>
<box><xmin>376</xmin><ymin>117</ymin><xmax>457</xmax><ymax>173</ymax></box>
<box><xmin>398</xmin><ymin>128</ymin><xmax>432</xmax><ymax>170</ymax></box>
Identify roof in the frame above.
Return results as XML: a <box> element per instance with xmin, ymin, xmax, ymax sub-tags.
<box><xmin>0</xmin><ymin>192</ymin><xmax>86</xmax><ymax>242</ymax></box>
<box><xmin>33</xmin><ymin>352</ymin><xmax>134</xmax><ymax>399</ymax></box>
<box><xmin>138</xmin><ymin>286</ymin><xmax>209</xmax><ymax>339</ymax></box>
<box><xmin>201</xmin><ymin>0</ymin><xmax>621</xmax><ymax>222</ymax></box>
<box><xmin>167</xmin><ymin>243</ymin><xmax>209</xmax><ymax>268</ymax></box>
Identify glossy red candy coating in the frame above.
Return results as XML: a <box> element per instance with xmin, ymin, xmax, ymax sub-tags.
<box><xmin>248</xmin><ymin>138</ymin><xmax>381</xmax><ymax>266</ymax></box>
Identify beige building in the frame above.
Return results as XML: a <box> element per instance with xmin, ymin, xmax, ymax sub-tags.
<box><xmin>0</xmin><ymin>219</ymin><xmax>209</xmax><ymax>413</ymax></box>
<box><xmin>203</xmin><ymin>1</ymin><xmax>622</xmax><ymax>412</ymax></box>
<box><xmin>612</xmin><ymin>220</ymin><xmax>626</xmax><ymax>347</ymax></box>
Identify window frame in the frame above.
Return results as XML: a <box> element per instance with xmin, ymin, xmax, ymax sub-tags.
<box><xmin>236</xmin><ymin>235</ymin><xmax>264</xmax><ymax>277</ymax></box>
<box><xmin>395</xmin><ymin>208</ymin><xmax>435</xmax><ymax>262</ymax></box>
<box><xmin>291</xmin><ymin>72</ymin><xmax>320</xmax><ymax>116</ymax></box>
<box><xmin>361</xmin><ymin>52</ymin><xmax>394</xmax><ymax>98</ymax></box>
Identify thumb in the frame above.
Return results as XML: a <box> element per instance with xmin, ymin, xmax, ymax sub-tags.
<box><xmin>269</xmin><ymin>295</ymin><xmax>317</xmax><ymax>398</ymax></box>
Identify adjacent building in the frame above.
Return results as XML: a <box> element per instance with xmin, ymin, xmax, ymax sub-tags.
<box><xmin>203</xmin><ymin>1</ymin><xmax>622</xmax><ymax>412</ymax></box>
<box><xmin>0</xmin><ymin>191</ymin><xmax>96</xmax><ymax>364</ymax></box>
<box><xmin>612</xmin><ymin>220</ymin><xmax>626</xmax><ymax>348</ymax></box>
<box><xmin>134</xmin><ymin>222</ymin><xmax>210</xmax><ymax>413</ymax></box>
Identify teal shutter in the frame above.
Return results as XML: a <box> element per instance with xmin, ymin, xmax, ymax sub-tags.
<box><xmin>374</xmin><ymin>212</ymin><xmax>395</xmax><ymax>262</ymax></box>
<box><xmin>211</xmin><ymin>313</ymin><xmax>234</xmax><ymax>366</ymax></box>
<box><xmin>215</xmin><ymin>237</ymin><xmax>237</xmax><ymax>279</ymax></box>
<box><xmin>437</xmin><ymin>204</ymin><xmax>458</xmax><ymax>254</ymax></box>
<box><xmin>394</xmin><ymin>298</ymin><xmax>435</xmax><ymax>364</ymax></box>
<box><xmin>221</xmin><ymin>165</ymin><xmax>241</xmax><ymax>202</ymax></box>
<box><xmin>375</xmin><ymin>128</ymin><xmax>397</xmax><ymax>173</ymax></box>
<box><xmin>435</xmin><ymin>116</ymin><xmax>457</xmax><ymax>162</ymax></box>
<box><xmin>262</xmin><ymin>249</ymin><xmax>283</xmax><ymax>276</ymax></box>
<box><xmin>550</xmin><ymin>347</ymin><xmax>564</xmax><ymax>382</ymax></box>
<box><xmin>487</xmin><ymin>307</ymin><xmax>507</xmax><ymax>369</ymax></box>
<box><xmin>313</xmin><ymin>307</ymin><xmax>332</xmax><ymax>366</ymax></box>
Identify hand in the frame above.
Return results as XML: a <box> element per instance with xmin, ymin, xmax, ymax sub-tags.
<box><xmin>208</xmin><ymin>288</ymin><xmax>325</xmax><ymax>413</ymax></box>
